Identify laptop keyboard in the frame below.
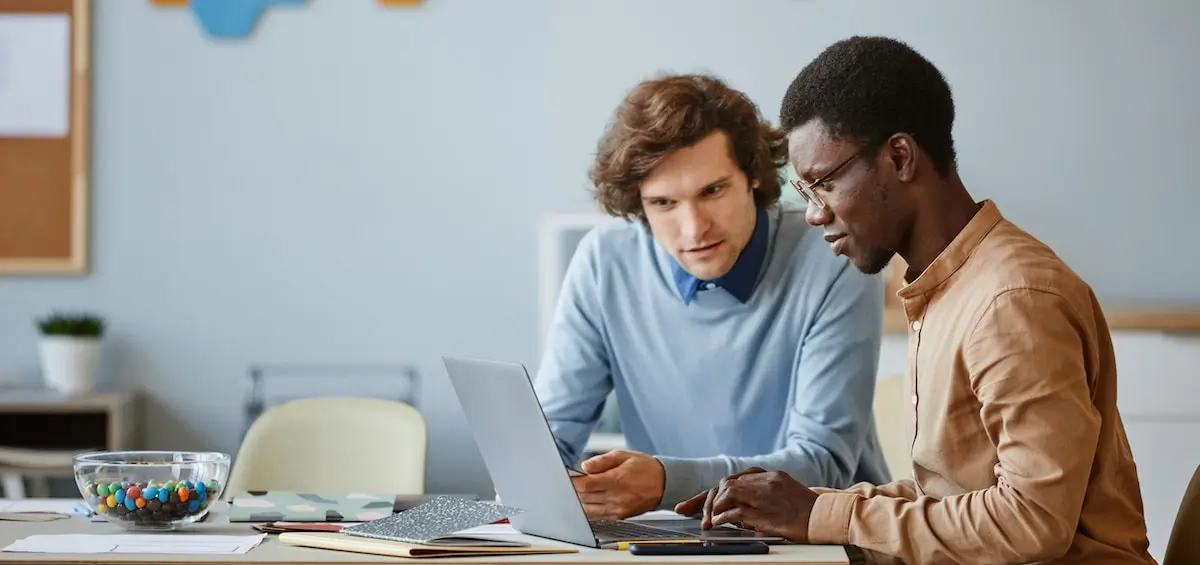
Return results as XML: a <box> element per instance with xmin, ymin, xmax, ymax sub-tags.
<box><xmin>589</xmin><ymin>519</ymin><xmax>686</xmax><ymax>540</ymax></box>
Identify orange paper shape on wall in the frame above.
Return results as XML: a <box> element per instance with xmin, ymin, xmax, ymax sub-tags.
<box><xmin>149</xmin><ymin>0</ymin><xmax>188</xmax><ymax>5</ymax></box>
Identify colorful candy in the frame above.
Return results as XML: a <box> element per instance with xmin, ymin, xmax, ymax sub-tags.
<box><xmin>80</xmin><ymin>478</ymin><xmax>220</xmax><ymax>525</ymax></box>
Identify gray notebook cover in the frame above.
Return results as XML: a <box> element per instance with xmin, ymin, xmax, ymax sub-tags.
<box><xmin>340</xmin><ymin>496</ymin><xmax>526</xmax><ymax>547</ymax></box>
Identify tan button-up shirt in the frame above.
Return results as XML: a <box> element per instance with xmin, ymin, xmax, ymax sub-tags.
<box><xmin>809</xmin><ymin>201</ymin><xmax>1157</xmax><ymax>564</ymax></box>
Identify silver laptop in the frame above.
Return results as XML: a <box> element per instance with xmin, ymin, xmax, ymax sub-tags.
<box><xmin>441</xmin><ymin>355</ymin><xmax>784</xmax><ymax>548</ymax></box>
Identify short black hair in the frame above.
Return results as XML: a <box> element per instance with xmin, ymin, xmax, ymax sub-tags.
<box><xmin>780</xmin><ymin>36</ymin><xmax>957</xmax><ymax>178</ymax></box>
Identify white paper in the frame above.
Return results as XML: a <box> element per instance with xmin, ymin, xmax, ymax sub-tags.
<box><xmin>0</xmin><ymin>498</ymin><xmax>109</xmax><ymax>521</ymax></box>
<box><xmin>0</xmin><ymin>13</ymin><xmax>70</xmax><ymax>137</ymax></box>
<box><xmin>2</xmin><ymin>534</ymin><xmax>266</xmax><ymax>555</ymax></box>
<box><xmin>0</xmin><ymin>499</ymin><xmax>81</xmax><ymax>514</ymax></box>
<box><xmin>629</xmin><ymin>510</ymin><xmax>689</xmax><ymax>520</ymax></box>
<box><xmin>455</xmin><ymin>523</ymin><xmax>518</xmax><ymax>535</ymax></box>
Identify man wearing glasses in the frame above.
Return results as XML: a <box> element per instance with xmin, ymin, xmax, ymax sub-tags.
<box><xmin>677</xmin><ymin>36</ymin><xmax>1156</xmax><ymax>565</ymax></box>
<box><xmin>532</xmin><ymin>73</ymin><xmax>890</xmax><ymax>521</ymax></box>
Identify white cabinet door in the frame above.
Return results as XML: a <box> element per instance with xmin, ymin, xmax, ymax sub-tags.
<box><xmin>1123</xmin><ymin>420</ymin><xmax>1200</xmax><ymax>562</ymax></box>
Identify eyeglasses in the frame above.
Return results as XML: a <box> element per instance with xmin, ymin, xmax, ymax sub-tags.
<box><xmin>789</xmin><ymin>150</ymin><xmax>862</xmax><ymax>209</ymax></box>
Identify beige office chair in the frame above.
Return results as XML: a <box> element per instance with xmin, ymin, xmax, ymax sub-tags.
<box><xmin>873</xmin><ymin>374</ymin><xmax>913</xmax><ymax>480</ymax></box>
<box><xmin>1163</xmin><ymin>463</ymin><xmax>1200</xmax><ymax>565</ymax></box>
<box><xmin>225</xmin><ymin>397</ymin><xmax>427</xmax><ymax>497</ymax></box>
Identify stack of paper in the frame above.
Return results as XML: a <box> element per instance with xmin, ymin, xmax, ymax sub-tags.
<box><xmin>277</xmin><ymin>496</ymin><xmax>576</xmax><ymax>559</ymax></box>
<box><xmin>278</xmin><ymin>531</ymin><xmax>577</xmax><ymax>559</ymax></box>
<box><xmin>0</xmin><ymin>499</ymin><xmax>80</xmax><ymax>514</ymax></box>
<box><xmin>2</xmin><ymin>534</ymin><xmax>266</xmax><ymax>555</ymax></box>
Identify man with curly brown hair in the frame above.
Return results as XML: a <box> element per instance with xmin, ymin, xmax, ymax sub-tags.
<box><xmin>532</xmin><ymin>73</ymin><xmax>890</xmax><ymax>521</ymax></box>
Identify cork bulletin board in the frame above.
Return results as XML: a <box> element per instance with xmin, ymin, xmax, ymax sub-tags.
<box><xmin>0</xmin><ymin>0</ymin><xmax>90</xmax><ymax>274</ymax></box>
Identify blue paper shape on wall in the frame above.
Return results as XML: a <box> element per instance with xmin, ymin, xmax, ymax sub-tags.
<box><xmin>188</xmin><ymin>0</ymin><xmax>267</xmax><ymax>39</ymax></box>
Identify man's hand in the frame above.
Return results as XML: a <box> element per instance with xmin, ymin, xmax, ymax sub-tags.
<box><xmin>571</xmin><ymin>450</ymin><xmax>665</xmax><ymax>520</ymax></box>
<box><xmin>673</xmin><ymin>467</ymin><xmax>818</xmax><ymax>543</ymax></box>
<box><xmin>673</xmin><ymin>467</ymin><xmax>763</xmax><ymax>518</ymax></box>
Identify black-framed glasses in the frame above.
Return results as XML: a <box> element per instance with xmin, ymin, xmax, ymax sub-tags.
<box><xmin>789</xmin><ymin>150</ymin><xmax>863</xmax><ymax>209</ymax></box>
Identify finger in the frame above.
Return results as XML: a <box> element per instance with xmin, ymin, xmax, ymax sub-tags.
<box><xmin>581</xmin><ymin>502</ymin><xmax>618</xmax><ymax>521</ymax></box>
<box><xmin>674</xmin><ymin>491</ymin><xmax>708</xmax><ymax>517</ymax></box>
<box><xmin>710</xmin><ymin>478</ymin><xmax>739</xmax><ymax>514</ymax></box>
<box><xmin>711</xmin><ymin>507</ymin><xmax>748</xmax><ymax>529</ymax></box>
<box><xmin>580</xmin><ymin>450</ymin><xmax>630</xmax><ymax>474</ymax></box>
<box><xmin>571</xmin><ymin>473</ymin><xmax>616</xmax><ymax>494</ymax></box>
<box><xmin>711</xmin><ymin>482</ymin><xmax>759</xmax><ymax>517</ymax></box>
<box><xmin>710</xmin><ymin>485</ymin><xmax>735</xmax><ymax>516</ymax></box>
<box><xmin>575</xmin><ymin>489</ymin><xmax>612</xmax><ymax>505</ymax></box>
<box><xmin>701</xmin><ymin>488</ymin><xmax>717</xmax><ymax>529</ymax></box>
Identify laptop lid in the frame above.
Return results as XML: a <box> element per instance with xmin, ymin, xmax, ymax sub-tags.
<box><xmin>441</xmin><ymin>355</ymin><xmax>600</xmax><ymax>548</ymax></box>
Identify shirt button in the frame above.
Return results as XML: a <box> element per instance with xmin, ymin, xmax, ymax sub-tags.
<box><xmin>911</xmin><ymin>394</ymin><xmax>918</xmax><ymax>405</ymax></box>
<box><xmin>704</xmin><ymin>282</ymin><xmax>716</xmax><ymax>290</ymax></box>
<box><xmin>911</xmin><ymin>320</ymin><xmax>922</xmax><ymax>331</ymax></box>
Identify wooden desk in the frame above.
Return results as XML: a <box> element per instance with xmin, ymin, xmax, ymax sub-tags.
<box><xmin>0</xmin><ymin>503</ymin><xmax>851</xmax><ymax>564</ymax></box>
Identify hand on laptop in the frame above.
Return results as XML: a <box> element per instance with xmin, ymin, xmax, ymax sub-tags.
<box><xmin>673</xmin><ymin>467</ymin><xmax>815</xmax><ymax>542</ymax></box>
<box><xmin>571</xmin><ymin>449</ymin><xmax>665</xmax><ymax>520</ymax></box>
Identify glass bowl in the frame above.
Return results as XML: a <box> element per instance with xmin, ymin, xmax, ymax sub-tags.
<box><xmin>73</xmin><ymin>450</ymin><xmax>231</xmax><ymax>531</ymax></box>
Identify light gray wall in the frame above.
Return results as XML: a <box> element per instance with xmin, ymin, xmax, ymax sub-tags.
<box><xmin>1</xmin><ymin>0</ymin><xmax>1197</xmax><ymax>499</ymax></box>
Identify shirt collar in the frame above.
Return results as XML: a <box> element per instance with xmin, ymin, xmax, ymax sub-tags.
<box><xmin>897</xmin><ymin>199</ymin><xmax>1003</xmax><ymax>300</ymax></box>
<box><xmin>671</xmin><ymin>207</ymin><xmax>769</xmax><ymax>305</ymax></box>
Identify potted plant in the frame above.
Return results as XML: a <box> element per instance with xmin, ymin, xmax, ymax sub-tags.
<box><xmin>36</xmin><ymin>312</ymin><xmax>105</xmax><ymax>395</ymax></box>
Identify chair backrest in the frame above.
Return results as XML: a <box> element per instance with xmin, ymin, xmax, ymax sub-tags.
<box><xmin>1163</xmin><ymin>463</ymin><xmax>1200</xmax><ymax>565</ymax></box>
<box><xmin>225</xmin><ymin>397</ymin><xmax>427</xmax><ymax>497</ymax></box>
<box><xmin>873</xmin><ymin>374</ymin><xmax>913</xmax><ymax>480</ymax></box>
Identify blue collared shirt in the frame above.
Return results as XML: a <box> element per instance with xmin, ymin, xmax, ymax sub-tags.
<box><xmin>533</xmin><ymin>203</ymin><xmax>890</xmax><ymax>507</ymax></box>
<box><xmin>671</xmin><ymin>208</ymin><xmax>769</xmax><ymax>305</ymax></box>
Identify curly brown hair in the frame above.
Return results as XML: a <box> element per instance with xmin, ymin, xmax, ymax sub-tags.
<box><xmin>589</xmin><ymin>73</ymin><xmax>788</xmax><ymax>222</ymax></box>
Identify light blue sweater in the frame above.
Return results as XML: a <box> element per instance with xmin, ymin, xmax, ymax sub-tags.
<box><xmin>533</xmin><ymin>202</ymin><xmax>890</xmax><ymax>508</ymax></box>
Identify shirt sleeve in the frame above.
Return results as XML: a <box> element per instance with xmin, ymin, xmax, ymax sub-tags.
<box><xmin>812</xmin><ymin>478</ymin><xmax>917</xmax><ymax>501</ymax></box>
<box><xmin>808</xmin><ymin>288</ymin><xmax>1102</xmax><ymax>565</ymax></box>
<box><xmin>532</xmin><ymin>229</ymin><xmax>615</xmax><ymax>468</ymax></box>
<box><xmin>656</xmin><ymin>263</ymin><xmax>886</xmax><ymax>507</ymax></box>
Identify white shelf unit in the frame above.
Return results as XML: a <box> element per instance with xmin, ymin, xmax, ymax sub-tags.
<box><xmin>537</xmin><ymin>212</ymin><xmax>627</xmax><ymax>454</ymax></box>
<box><xmin>537</xmin><ymin>212</ymin><xmax>621</xmax><ymax>352</ymax></box>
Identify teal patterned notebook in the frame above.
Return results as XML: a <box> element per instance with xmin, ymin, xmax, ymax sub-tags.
<box><xmin>227</xmin><ymin>491</ymin><xmax>399</xmax><ymax>522</ymax></box>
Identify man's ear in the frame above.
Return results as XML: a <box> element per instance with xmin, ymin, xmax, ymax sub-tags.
<box><xmin>889</xmin><ymin>134</ymin><xmax>919</xmax><ymax>182</ymax></box>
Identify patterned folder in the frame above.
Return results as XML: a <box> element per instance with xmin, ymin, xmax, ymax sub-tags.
<box><xmin>228</xmin><ymin>491</ymin><xmax>400</xmax><ymax>523</ymax></box>
<box><xmin>340</xmin><ymin>496</ymin><xmax>526</xmax><ymax>546</ymax></box>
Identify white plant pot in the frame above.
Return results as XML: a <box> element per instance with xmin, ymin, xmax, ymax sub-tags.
<box><xmin>39</xmin><ymin>336</ymin><xmax>101</xmax><ymax>395</ymax></box>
